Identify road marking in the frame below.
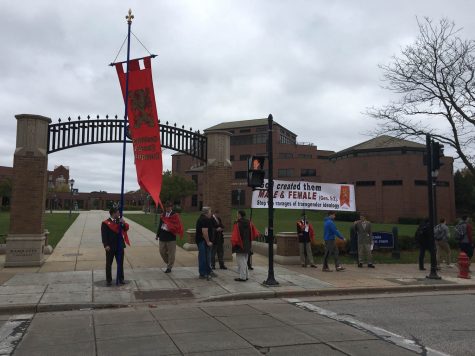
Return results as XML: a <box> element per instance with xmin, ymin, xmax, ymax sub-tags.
<box><xmin>0</xmin><ymin>314</ymin><xmax>33</xmax><ymax>355</ymax></box>
<box><xmin>285</xmin><ymin>298</ymin><xmax>449</xmax><ymax>356</ymax></box>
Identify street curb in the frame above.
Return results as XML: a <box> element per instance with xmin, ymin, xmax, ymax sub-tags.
<box><xmin>0</xmin><ymin>303</ymin><xmax>130</xmax><ymax>315</ymax></box>
<box><xmin>202</xmin><ymin>283</ymin><xmax>475</xmax><ymax>302</ymax></box>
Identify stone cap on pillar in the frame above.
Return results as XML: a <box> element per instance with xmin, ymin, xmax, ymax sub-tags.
<box><xmin>14</xmin><ymin>114</ymin><xmax>52</xmax><ymax>157</ymax></box>
<box><xmin>203</xmin><ymin>130</ymin><xmax>232</xmax><ymax>167</ymax></box>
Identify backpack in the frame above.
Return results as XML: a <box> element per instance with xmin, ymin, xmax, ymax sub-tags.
<box><xmin>434</xmin><ymin>224</ymin><xmax>445</xmax><ymax>241</ymax></box>
<box><xmin>454</xmin><ymin>222</ymin><xmax>467</xmax><ymax>242</ymax></box>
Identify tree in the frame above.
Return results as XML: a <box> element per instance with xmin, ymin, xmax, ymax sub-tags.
<box><xmin>367</xmin><ymin>18</ymin><xmax>475</xmax><ymax>175</ymax></box>
<box><xmin>160</xmin><ymin>170</ymin><xmax>196</xmax><ymax>206</ymax></box>
<box><xmin>454</xmin><ymin>168</ymin><xmax>475</xmax><ymax>215</ymax></box>
<box><xmin>0</xmin><ymin>178</ymin><xmax>12</xmax><ymax>205</ymax></box>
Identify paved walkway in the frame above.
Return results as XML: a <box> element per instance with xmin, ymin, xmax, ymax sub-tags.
<box><xmin>0</xmin><ymin>211</ymin><xmax>473</xmax><ymax>313</ymax></box>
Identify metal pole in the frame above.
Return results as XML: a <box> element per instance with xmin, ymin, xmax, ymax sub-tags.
<box><xmin>426</xmin><ymin>134</ymin><xmax>440</xmax><ymax>279</ymax></box>
<box><xmin>116</xmin><ymin>9</ymin><xmax>134</xmax><ymax>285</ymax></box>
<box><xmin>264</xmin><ymin>114</ymin><xmax>279</xmax><ymax>286</ymax></box>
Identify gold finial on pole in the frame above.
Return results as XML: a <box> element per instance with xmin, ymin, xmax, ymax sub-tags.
<box><xmin>126</xmin><ymin>9</ymin><xmax>134</xmax><ymax>24</ymax></box>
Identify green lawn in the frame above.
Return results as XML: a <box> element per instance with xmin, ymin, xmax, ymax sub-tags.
<box><xmin>0</xmin><ymin>212</ymin><xmax>79</xmax><ymax>247</ymax></box>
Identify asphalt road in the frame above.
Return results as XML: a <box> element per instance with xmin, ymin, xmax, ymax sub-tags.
<box><xmin>309</xmin><ymin>291</ymin><xmax>475</xmax><ymax>356</ymax></box>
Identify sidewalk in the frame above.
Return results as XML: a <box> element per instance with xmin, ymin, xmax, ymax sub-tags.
<box><xmin>0</xmin><ymin>211</ymin><xmax>473</xmax><ymax>313</ymax></box>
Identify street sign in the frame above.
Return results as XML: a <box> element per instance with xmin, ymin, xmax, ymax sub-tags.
<box><xmin>372</xmin><ymin>231</ymin><xmax>394</xmax><ymax>249</ymax></box>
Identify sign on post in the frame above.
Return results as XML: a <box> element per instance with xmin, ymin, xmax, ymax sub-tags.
<box><xmin>251</xmin><ymin>179</ymin><xmax>356</xmax><ymax>211</ymax></box>
<box><xmin>372</xmin><ymin>232</ymin><xmax>394</xmax><ymax>249</ymax></box>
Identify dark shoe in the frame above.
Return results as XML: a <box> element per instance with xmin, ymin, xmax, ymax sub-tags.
<box><xmin>248</xmin><ymin>266</ymin><xmax>254</xmax><ymax>270</ymax></box>
<box><xmin>234</xmin><ymin>278</ymin><xmax>246</xmax><ymax>282</ymax></box>
<box><xmin>219</xmin><ymin>265</ymin><xmax>228</xmax><ymax>270</ymax></box>
<box><xmin>119</xmin><ymin>280</ymin><xmax>127</xmax><ymax>285</ymax></box>
<box><xmin>302</xmin><ymin>264</ymin><xmax>307</xmax><ymax>267</ymax></box>
<box><xmin>322</xmin><ymin>267</ymin><xmax>333</xmax><ymax>272</ymax></box>
<box><xmin>419</xmin><ymin>267</ymin><xmax>426</xmax><ymax>271</ymax></box>
<box><xmin>358</xmin><ymin>263</ymin><xmax>363</xmax><ymax>268</ymax></box>
<box><xmin>165</xmin><ymin>268</ymin><xmax>172</xmax><ymax>273</ymax></box>
<box><xmin>310</xmin><ymin>264</ymin><xmax>317</xmax><ymax>268</ymax></box>
<box><xmin>367</xmin><ymin>264</ymin><xmax>375</xmax><ymax>268</ymax></box>
<box><xmin>106</xmin><ymin>281</ymin><xmax>112</xmax><ymax>286</ymax></box>
<box><xmin>211</xmin><ymin>265</ymin><xmax>216</xmax><ymax>270</ymax></box>
<box><xmin>199</xmin><ymin>275</ymin><xmax>206</xmax><ymax>279</ymax></box>
<box><xmin>336</xmin><ymin>266</ymin><xmax>345</xmax><ymax>272</ymax></box>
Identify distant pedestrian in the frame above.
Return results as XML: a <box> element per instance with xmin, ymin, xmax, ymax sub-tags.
<box><xmin>354</xmin><ymin>214</ymin><xmax>374</xmax><ymax>268</ymax></box>
<box><xmin>455</xmin><ymin>216</ymin><xmax>473</xmax><ymax>260</ymax></box>
<box><xmin>231</xmin><ymin>210</ymin><xmax>252</xmax><ymax>281</ymax></box>
<box><xmin>211</xmin><ymin>210</ymin><xmax>227</xmax><ymax>270</ymax></box>
<box><xmin>415</xmin><ymin>219</ymin><xmax>433</xmax><ymax>271</ymax></box>
<box><xmin>297</xmin><ymin>213</ymin><xmax>316</xmax><ymax>268</ymax></box>
<box><xmin>322</xmin><ymin>211</ymin><xmax>345</xmax><ymax>272</ymax></box>
<box><xmin>101</xmin><ymin>207</ymin><xmax>130</xmax><ymax>286</ymax></box>
<box><xmin>156</xmin><ymin>201</ymin><xmax>183</xmax><ymax>273</ymax></box>
<box><xmin>196</xmin><ymin>207</ymin><xmax>213</xmax><ymax>280</ymax></box>
<box><xmin>434</xmin><ymin>218</ymin><xmax>452</xmax><ymax>268</ymax></box>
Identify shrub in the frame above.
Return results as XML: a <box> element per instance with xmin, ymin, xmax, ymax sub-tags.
<box><xmin>398</xmin><ymin>217</ymin><xmax>425</xmax><ymax>225</ymax></box>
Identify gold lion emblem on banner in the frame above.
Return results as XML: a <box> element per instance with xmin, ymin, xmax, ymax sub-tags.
<box><xmin>129</xmin><ymin>89</ymin><xmax>155</xmax><ymax>128</ymax></box>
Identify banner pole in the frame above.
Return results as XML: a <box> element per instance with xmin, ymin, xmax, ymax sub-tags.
<box><xmin>116</xmin><ymin>9</ymin><xmax>134</xmax><ymax>286</ymax></box>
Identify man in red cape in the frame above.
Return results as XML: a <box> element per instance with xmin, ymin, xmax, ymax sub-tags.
<box><xmin>156</xmin><ymin>201</ymin><xmax>184</xmax><ymax>273</ymax></box>
<box><xmin>231</xmin><ymin>210</ymin><xmax>260</xmax><ymax>282</ymax></box>
<box><xmin>101</xmin><ymin>207</ymin><xmax>130</xmax><ymax>286</ymax></box>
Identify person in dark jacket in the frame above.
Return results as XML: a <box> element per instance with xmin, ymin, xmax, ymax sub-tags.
<box><xmin>101</xmin><ymin>207</ymin><xmax>129</xmax><ymax>286</ymax></box>
<box><xmin>417</xmin><ymin>219</ymin><xmax>434</xmax><ymax>271</ymax></box>
<box><xmin>156</xmin><ymin>201</ymin><xmax>178</xmax><ymax>273</ymax></box>
<box><xmin>297</xmin><ymin>213</ymin><xmax>316</xmax><ymax>268</ymax></box>
<box><xmin>211</xmin><ymin>210</ymin><xmax>227</xmax><ymax>270</ymax></box>
<box><xmin>232</xmin><ymin>210</ymin><xmax>252</xmax><ymax>282</ymax></box>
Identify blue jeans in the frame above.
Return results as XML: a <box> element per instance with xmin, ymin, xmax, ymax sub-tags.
<box><xmin>198</xmin><ymin>241</ymin><xmax>212</xmax><ymax>277</ymax></box>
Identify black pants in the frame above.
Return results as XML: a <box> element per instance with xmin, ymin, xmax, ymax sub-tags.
<box><xmin>460</xmin><ymin>243</ymin><xmax>474</xmax><ymax>259</ymax></box>
<box><xmin>106</xmin><ymin>249</ymin><xmax>124</xmax><ymax>283</ymax></box>
<box><xmin>419</xmin><ymin>243</ymin><xmax>436</xmax><ymax>269</ymax></box>
<box><xmin>211</xmin><ymin>237</ymin><xmax>224</xmax><ymax>267</ymax></box>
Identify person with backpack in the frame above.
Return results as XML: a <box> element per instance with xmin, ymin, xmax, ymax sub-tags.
<box><xmin>416</xmin><ymin>219</ymin><xmax>434</xmax><ymax>271</ymax></box>
<box><xmin>455</xmin><ymin>216</ymin><xmax>474</xmax><ymax>260</ymax></box>
<box><xmin>434</xmin><ymin>218</ymin><xmax>452</xmax><ymax>269</ymax></box>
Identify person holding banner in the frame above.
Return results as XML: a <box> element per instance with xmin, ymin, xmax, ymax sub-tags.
<box><xmin>101</xmin><ymin>207</ymin><xmax>130</xmax><ymax>286</ymax></box>
<box><xmin>297</xmin><ymin>213</ymin><xmax>317</xmax><ymax>268</ymax></box>
<box><xmin>322</xmin><ymin>211</ymin><xmax>345</xmax><ymax>272</ymax></box>
<box><xmin>354</xmin><ymin>214</ymin><xmax>375</xmax><ymax>268</ymax></box>
<box><xmin>156</xmin><ymin>201</ymin><xmax>183</xmax><ymax>273</ymax></box>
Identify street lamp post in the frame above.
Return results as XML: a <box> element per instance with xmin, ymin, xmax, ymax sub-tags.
<box><xmin>69</xmin><ymin>179</ymin><xmax>75</xmax><ymax>219</ymax></box>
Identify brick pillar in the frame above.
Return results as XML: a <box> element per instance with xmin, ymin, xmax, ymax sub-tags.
<box><xmin>5</xmin><ymin>114</ymin><xmax>51</xmax><ymax>267</ymax></box>
<box><xmin>203</xmin><ymin>130</ymin><xmax>233</xmax><ymax>261</ymax></box>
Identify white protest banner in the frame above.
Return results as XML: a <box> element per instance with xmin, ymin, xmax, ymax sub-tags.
<box><xmin>251</xmin><ymin>179</ymin><xmax>356</xmax><ymax>211</ymax></box>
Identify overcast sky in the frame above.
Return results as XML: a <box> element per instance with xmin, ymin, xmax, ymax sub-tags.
<box><xmin>1</xmin><ymin>1</ymin><xmax>473</xmax><ymax>193</ymax></box>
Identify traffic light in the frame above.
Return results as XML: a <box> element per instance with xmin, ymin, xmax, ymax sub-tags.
<box><xmin>431</xmin><ymin>141</ymin><xmax>444</xmax><ymax>170</ymax></box>
<box><xmin>247</xmin><ymin>156</ymin><xmax>265</xmax><ymax>188</ymax></box>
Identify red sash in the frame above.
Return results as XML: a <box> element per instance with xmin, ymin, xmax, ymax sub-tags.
<box><xmin>231</xmin><ymin>221</ymin><xmax>260</xmax><ymax>249</ymax></box>
<box><xmin>297</xmin><ymin>220</ymin><xmax>315</xmax><ymax>242</ymax></box>
<box><xmin>103</xmin><ymin>219</ymin><xmax>130</xmax><ymax>246</ymax></box>
<box><xmin>161</xmin><ymin>214</ymin><xmax>184</xmax><ymax>237</ymax></box>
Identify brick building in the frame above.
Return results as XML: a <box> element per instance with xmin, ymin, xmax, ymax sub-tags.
<box><xmin>172</xmin><ymin>119</ymin><xmax>456</xmax><ymax>223</ymax></box>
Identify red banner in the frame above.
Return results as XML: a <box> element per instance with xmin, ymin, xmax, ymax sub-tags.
<box><xmin>115</xmin><ymin>57</ymin><xmax>163</xmax><ymax>208</ymax></box>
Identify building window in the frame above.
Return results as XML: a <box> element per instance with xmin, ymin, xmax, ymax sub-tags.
<box><xmin>278</xmin><ymin>169</ymin><xmax>293</xmax><ymax>178</ymax></box>
<box><xmin>254</xmin><ymin>133</ymin><xmax>267</xmax><ymax>144</ymax></box>
<box><xmin>230</xmin><ymin>155</ymin><xmax>235</xmax><ymax>161</ymax></box>
<box><xmin>191</xmin><ymin>194</ymin><xmax>198</xmax><ymax>207</ymax></box>
<box><xmin>231</xmin><ymin>135</ymin><xmax>253</xmax><ymax>145</ymax></box>
<box><xmin>256</xmin><ymin>126</ymin><xmax>267</xmax><ymax>132</ymax></box>
<box><xmin>191</xmin><ymin>175</ymin><xmax>198</xmax><ymax>184</ymax></box>
<box><xmin>235</xmin><ymin>171</ymin><xmax>247</xmax><ymax>179</ymax></box>
<box><xmin>240</xmin><ymin>154</ymin><xmax>250</xmax><ymax>161</ymax></box>
<box><xmin>231</xmin><ymin>190</ymin><xmax>246</xmax><ymax>206</ymax></box>
<box><xmin>382</xmin><ymin>180</ymin><xmax>403</xmax><ymax>186</ymax></box>
<box><xmin>301</xmin><ymin>169</ymin><xmax>316</xmax><ymax>177</ymax></box>
<box><xmin>356</xmin><ymin>181</ymin><xmax>375</xmax><ymax>186</ymax></box>
<box><xmin>228</xmin><ymin>130</ymin><xmax>235</xmax><ymax>134</ymax></box>
<box><xmin>279</xmin><ymin>153</ymin><xmax>293</xmax><ymax>159</ymax></box>
<box><xmin>280</xmin><ymin>135</ymin><xmax>295</xmax><ymax>144</ymax></box>
<box><xmin>298</xmin><ymin>154</ymin><xmax>312</xmax><ymax>159</ymax></box>
<box><xmin>240</xmin><ymin>128</ymin><xmax>251</xmax><ymax>133</ymax></box>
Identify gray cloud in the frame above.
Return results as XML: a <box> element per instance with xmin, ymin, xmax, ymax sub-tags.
<box><xmin>1</xmin><ymin>0</ymin><xmax>473</xmax><ymax>193</ymax></box>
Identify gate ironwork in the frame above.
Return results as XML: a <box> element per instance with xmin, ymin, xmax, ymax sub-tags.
<box><xmin>47</xmin><ymin>115</ymin><xmax>207</xmax><ymax>161</ymax></box>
